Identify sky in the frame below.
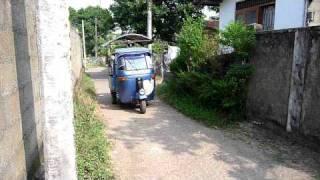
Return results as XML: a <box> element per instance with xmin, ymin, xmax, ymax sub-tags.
<box><xmin>69</xmin><ymin>0</ymin><xmax>114</xmax><ymax>10</ymax></box>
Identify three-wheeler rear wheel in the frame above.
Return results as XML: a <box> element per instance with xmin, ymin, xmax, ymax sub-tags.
<box><xmin>111</xmin><ymin>92</ymin><xmax>117</xmax><ymax>104</ymax></box>
<box><xmin>140</xmin><ymin>100</ymin><xmax>147</xmax><ymax>114</ymax></box>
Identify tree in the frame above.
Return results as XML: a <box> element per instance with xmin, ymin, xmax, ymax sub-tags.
<box><xmin>176</xmin><ymin>17</ymin><xmax>206</xmax><ymax>71</ymax></box>
<box><xmin>110</xmin><ymin>0</ymin><xmax>202</xmax><ymax>42</ymax></box>
<box><xmin>220</xmin><ymin>21</ymin><xmax>256</xmax><ymax>61</ymax></box>
<box><xmin>69</xmin><ymin>7</ymin><xmax>113</xmax><ymax>56</ymax></box>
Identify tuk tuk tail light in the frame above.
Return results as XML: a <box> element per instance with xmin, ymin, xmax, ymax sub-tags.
<box><xmin>118</xmin><ymin>77</ymin><xmax>127</xmax><ymax>81</ymax></box>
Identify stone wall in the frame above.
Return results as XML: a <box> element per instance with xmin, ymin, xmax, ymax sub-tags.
<box><xmin>0</xmin><ymin>1</ymin><xmax>83</xmax><ymax>178</ymax></box>
<box><xmin>12</xmin><ymin>0</ymin><xmax>43</xmax><ymax>178</ymax></box>
<box><xmin>247</xmin><ymin>27</ymin><xmax>320</xmax><ymax>139</ymax></box>
<box><xmin>70</xmin><ymin>27</ymin><xmax>84</xmax><ymax>87</ymax></box>
<box><xmin>301</xmin><ymin>29</ymin><xmax>320</xmax><ymax>138</ymax></box>
<box><xmin>0</xmin><ymin>1</ymin><xmax>27</xmax><ymax>179</ymax></box>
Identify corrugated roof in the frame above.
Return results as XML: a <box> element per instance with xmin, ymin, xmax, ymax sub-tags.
<box><xmin>102</xmin><ymin>33</ymin><xmax>153</xmax><ymax>47</ymax></box>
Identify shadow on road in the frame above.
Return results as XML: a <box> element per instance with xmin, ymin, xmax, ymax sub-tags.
<box><xmin>87</xmin><ymin>67</ymin><xmax>320</xmax><ymax>180</ymax></box>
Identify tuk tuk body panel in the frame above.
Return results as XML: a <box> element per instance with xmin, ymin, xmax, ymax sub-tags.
<box><xmin>110</xmin><ymin>48</ymin><xmax>155</xmax><ymax>104</ymax></box>
<box><xmin>116</xmin><ymin>71</ymin><xmax>155</xmax><ymax>104</ymax></box>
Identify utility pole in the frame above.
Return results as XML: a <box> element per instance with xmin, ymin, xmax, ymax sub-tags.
<box><xmin>147</xmin><ymin>0</ymin><xmax>152</xmax><ymax>50</ymax></box>
<box><xmin>95</xmin><ymin>17</ymin><xmax>98</xmax><ymax>59</ymax></box>
<box><xmin>82</xmin><ymin>20</ymin><xmax>87</xmax><ymax>69</ymax></box>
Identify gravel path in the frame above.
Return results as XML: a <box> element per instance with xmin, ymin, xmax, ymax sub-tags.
<box><xmin>88</xmin><ymin>67</ymin><xmax>320</xmax><ymax>180</ymax></box>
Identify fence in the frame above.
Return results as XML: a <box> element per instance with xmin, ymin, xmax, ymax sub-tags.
<box><xmin>247</xmin><ymin>26</ymin><xmax>320</xmax><ymax>139</ymax></box>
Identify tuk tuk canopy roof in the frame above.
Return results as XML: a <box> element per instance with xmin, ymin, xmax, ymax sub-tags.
<box><xmin>114</xmin><ymin>47</ymin><xmax>151</xmax><ymax>56</ymax></box>
<box><xmin>102</xmin><ymin>33</ymin><xmax>153</xmax><ymax>47</ymax></box>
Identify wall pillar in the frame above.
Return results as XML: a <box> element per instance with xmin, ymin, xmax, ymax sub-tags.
<box><xmin>36</xmin><ymin>0</ymin><xmax>76</xmax><ymax>179</ymax></box>
<box><xmin>286</xmin><ymin>29</ymin><xmax>310</xmax><ymax>132</ymax></box>
<box><xmin>0</xmin><ymin>1</ymin><xmax>27</xmax><ymax>179</ymax></box>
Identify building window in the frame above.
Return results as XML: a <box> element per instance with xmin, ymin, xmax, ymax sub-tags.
<box><xmin>246</xmin><ymin>10</ymin><xmax>257</xmax><ymax>24</ymax></box>
<box><xmin>236</xmin><ymin>2</ymin><xmax>275</xmax><ymax>31</ymax></box>
<box><xmin>261</xmin><ymin>5</ymin><xmax>275</xmax><ymax>30</ymax></box>
<box><xmin>236</xmin><ymin>8</ymin><xmax>258</xmax><ymax>25</ymax></box>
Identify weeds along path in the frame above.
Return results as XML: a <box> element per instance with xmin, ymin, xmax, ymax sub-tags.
<box><xmin>87</xmin><ymin>67</ymin><xmax>320</xmax><ymax>180</ymax></box>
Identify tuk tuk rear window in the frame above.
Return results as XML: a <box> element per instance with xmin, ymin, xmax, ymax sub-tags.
<box><xmin>119</xmin><ymin>54</ymin><xmax>152</xmax><ymax>71</ymax></box>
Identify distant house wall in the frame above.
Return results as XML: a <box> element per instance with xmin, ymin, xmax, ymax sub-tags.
<box><xmin>308</xmin><ymin>0</ymin><xmax>320</xmax><ymax>26</ymax></box>
<box><xmin>218</xmin><ymin>0</ymin><xmax>309</xmax><ymax>30</ymax></box>
<box><xmin>274</xmin><ymin>0</ymin><xmax>306</xmax><ymax>29</ymax></box>
<box><xmin>247</xmin><ymin>27</ymin><xmax>320</xmax><ymax>139</ymax></box>
<box><xmin>219</xmin><ymin>0</ymin><xmax>236</xmax><ymax>29</ymax></box>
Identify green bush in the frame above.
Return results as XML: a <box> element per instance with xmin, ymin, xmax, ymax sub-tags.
<box><xmin>170</xmin><ymin>17</ymin><xmax>219</xmax><ymax>73</ymax></box>
<box><xmin>163</xmin><ymin>20</ymin><xmax>256</xmax><ymax>123</ymax></box>
<box><xmin>199</xmin><ymin>64</ymin><xmax>254</xmax><ymax>117</ymax></box>
<box><xmin>175</xmin><ymin>71</ymin><xmax>209</xmax><ymax>94</ymax></box>
<box><xmin>177</xmin><ymin>17</ymin><xmax>205</xmax><ymax>71</ymax></box>
<box><xmin>220</xmin><ymin>21</ymin><xmax>256</xmax><ymax>61</ymax></box>
<box><xmin>168</xmin><ymin>64</ymin><xmax>254</xmax><ymax>119</ymax></box>
<box><xmin>152</xmin><ymin>40</ymin><xmax>168</xmax><ymax>55</ymax></box>
<box><xmin>75</xmin><ymin>74</ymin><xmax>114</xmax><ymax>179</ymax></box>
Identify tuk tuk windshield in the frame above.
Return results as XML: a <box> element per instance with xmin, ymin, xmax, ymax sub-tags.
<box><xmin>119</xmin><ymin>54</ymin><xmax>152</xmax><ymax>71</ymax></box>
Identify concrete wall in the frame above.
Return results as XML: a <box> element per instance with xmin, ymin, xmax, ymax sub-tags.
<box><xmin>219</xmin><ymin>0</ymin><xmax>236</xmax><ymax>30</ymax></box>
<box><xmin>247</xmin><ymin>30</ymin><xmax>295</xmax><ymax>127</ymax></box>
<box><xmin>0</xmin><ymin>1</ymin><xmax>83</xmax><ymax>178</ymax></box>
<box><xmin>247</xmin><ymin>27</ymin><xmax>320</xmax><ymax>139</ymax></box>
<box><xmin>70</xmin><ymin>27</ymin><xmax>84</xmax><ymax>87</ymax></box>
<box><xmin>12</xmin><ymin>0</ymin><xmax>44</xmax><ymax>178</ymax></box>
<box><xmin>0</xmin><ymin>1</ymin><xmax>27</xmax><ymax>179</ymax></box>
<box><xmin>274</xmin><ymin>0</ymin><xmax>307</xmax><ymax>29</ymax></box>
<box><xmin>301</xmin><ymin>28</ymin><xmax>320</xmax><ymax>138</ymax></box>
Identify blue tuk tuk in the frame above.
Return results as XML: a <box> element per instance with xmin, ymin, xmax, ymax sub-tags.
<box><xmin>103</xmin><ymin>34</ymin><xmax>155</xmax><ymax>113</ymax></box>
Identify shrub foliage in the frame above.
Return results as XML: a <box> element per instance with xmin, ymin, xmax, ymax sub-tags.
<box><xmin>74</xmin><ymin>74</ymin><xmax>113</xmax><ymax>179</ymax></box>
<box><xmin>163</xmin><ymin>20</ymin><xmax>256</xmax><ymax>122</ymax></box>
<box><xmin>220</xmin><ymin>21</ymin><xmax>256</xmax><ymax>61</ymax></box>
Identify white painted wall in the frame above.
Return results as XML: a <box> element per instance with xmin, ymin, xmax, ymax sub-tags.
<box><xmin>37</xmin><ymin>0</ymin><xmax>77</xmax><ymax>179</ymax></box>
<box><xmin>219</xmin><ymin>0</ymin><xmax>236</xmax><ymax>29</ymax></box>
<box><xmin>274</xmin><ymin>0</ymin><xmax>307</xmax><ymax>29</ymax></box>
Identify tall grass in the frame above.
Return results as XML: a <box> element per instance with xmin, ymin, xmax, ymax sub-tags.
<box><xmin>74</xmin><ymin>74</ymin><xmax>114</xmax><ymax>179</ymax></box>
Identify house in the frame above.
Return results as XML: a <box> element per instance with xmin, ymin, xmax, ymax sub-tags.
<box><xmin>194</xmin><ymin>0</ymin><xmax>320</xmax><ymax>30</ymax></box>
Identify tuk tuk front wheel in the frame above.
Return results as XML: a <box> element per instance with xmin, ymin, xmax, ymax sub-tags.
<box><xmin>140</xmin><ymin>100</ymin><xmax>146</xmax><ymax>114</ymax></box>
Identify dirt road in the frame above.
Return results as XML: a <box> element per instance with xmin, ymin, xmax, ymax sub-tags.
<box><xmin>88</xmin><ymin>67</ymin><xmax>320</xmax><ymax>180</ymax></box>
